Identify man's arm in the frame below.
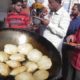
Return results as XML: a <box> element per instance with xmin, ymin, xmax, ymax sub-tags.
<box><xmin>66</xmin><ymin>35</ymin><xmax>75</xmax><ymax>43</ymax></box>
<box><xmin>47</xmin><ymin>14</ymin><xmax>70</xmax><ymax>38</ymax></box>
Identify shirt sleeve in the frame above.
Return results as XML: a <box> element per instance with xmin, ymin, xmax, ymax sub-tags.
<box><xmin>47</xmin><ymin>14</ymin><xmax>70</xmax><ymax>38</ymax></box>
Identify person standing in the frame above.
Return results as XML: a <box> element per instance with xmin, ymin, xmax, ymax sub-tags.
<box><xmin>40</xmin><ymin>0</ymin><xmax>70</xmax><ymax>79</ymax></box>
<box><xmin>66</xmin><ymin>27</ymin><xmax>80</xmax><ymax>80</ymax></box>
<box><xmin>42</xmin><ymin>0</ymin><xmax>70</xmax><ymax>56</ymax></box>
<box><xmin>5</xmin><ymin>0</ymin><xmax>31</xmax><ymax>29</ymax></box>
<box><xmin>22</xmin><ymin>0</ymin><xmax>30</xmax><ymax>15</ymax></box>
<box><xmin>67</xmin><ymin>3</ymin><xmax>80</xmax><ymax>36</ymax></box>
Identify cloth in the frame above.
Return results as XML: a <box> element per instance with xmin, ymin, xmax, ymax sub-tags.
<box><xmin>36</xmin><ymin>0</ymin><xmax>50</xmax><ymax>13</ymax></box>
<box><xmin>67</xmin><ymin>16</ymin><xmax>80</xmax><ymax>36</ymax></box>
<box><xmin>43</xmin><ymin>7</ymin><xmax>70</xmax><ymax>54</ymax></box>
<box><xmin>70</xmin><ymin>28</ymin><xmax>80</xmax><ymax>70</ymax></box>
<box><xmin>32</xmin><ymin>0</ymin><xmax>50</xmax><ymax>13</ymax></box>
<box><xmin>5</xmin><ymin>11</ymin><xmax>30</xmax><ymax>29</ymax></box>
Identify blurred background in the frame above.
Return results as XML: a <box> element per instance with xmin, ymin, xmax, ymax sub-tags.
<box><xmin>0</xmin><ymin>0</ymin><xmax>80</xmax><ymax>27</ymax></box>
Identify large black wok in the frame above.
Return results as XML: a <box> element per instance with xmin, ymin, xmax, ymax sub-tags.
<box><xmin>0</xmin><ymin>28</ymin><xmax>62</xmax><ymax>80</ymax></box>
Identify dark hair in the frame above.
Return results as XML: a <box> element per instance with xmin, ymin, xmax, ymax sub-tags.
<box><xmin>55</xmin><ymin>0</ymin><xmax>62</xmax><ymax>4</ymax></box>
<box><xmin>74</xmin><ymin>3</ymin><xmax>80</xmax><ymax>12</ymax></box>
<box><xmin>12</xmin><ymin>0</ymin><xmax>23</xmax><ymax>4</ymax></box>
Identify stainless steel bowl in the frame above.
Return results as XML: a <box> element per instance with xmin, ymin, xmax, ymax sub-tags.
<box><xmin>0</xmin><ymin>28</ymin><xmax>62</xmax><ymax>80</ymax></box>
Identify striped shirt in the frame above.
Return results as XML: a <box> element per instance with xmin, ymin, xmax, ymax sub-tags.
<box><xmin>5</xmin><ymin>11</ymin><xmax>30</xmax><ymax>29</ymax></box>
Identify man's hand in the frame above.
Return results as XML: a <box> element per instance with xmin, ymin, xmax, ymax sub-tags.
<box><xmin>41</xmin><ymin>19</ymin><xmax>49</xmax><ymax>26</ymax></box>
<box><xmin>66</xmin><ymin>35</ymin><xmax>75</xmax><ymax>43</ymax></box>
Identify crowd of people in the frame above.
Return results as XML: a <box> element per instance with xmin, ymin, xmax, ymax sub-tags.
<box><xmin>0</xmin><ymin>0</ymin><xmax>80</xmax><ymax>80</ymax></box>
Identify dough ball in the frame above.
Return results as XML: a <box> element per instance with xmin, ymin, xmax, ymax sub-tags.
<box><xmin>24</xmin><ymin>61</ymin><xmax>38</xmax><ymax>72</ymax></box>
<box><xmin>38</xmin><ymin>56</ymin><xmax>52</xmax><ymax>70</ymax></box>
<box><xmin>0</xmin><ymin>51</ymin><xmax>9</xmax><ymax>62</ymax></box>
<box><xmin>4</xmin><ymin>44</ymin><xmax>18</xmax><ymax>54</ymax></box>
<box><xmin>6</xmin><ymin>60</ymin><xmax>21</xmax><ymax>68</ymax></box>
<box><xmin>0</xmin><ymin>63</ymin><xmax>10</xmax><ymax>76</ymax></box>
<box><xmin>33</xmin><ymin>70</ymin><xmax>49</xmax><ymax>80</ymax></box>
<box><xmin>10</xmin><ymin>54</ymin><xmax>25</xmax><ymax>62</ymax></box>
<box><xmin>10</xmin><ymin>66</ymin><xmax>26</xmax><ymax>75</ymax></box>
<box><xmin>18</xmin><ymin>43</ymin><xmax>33</xmax><ymax>55</ymax></box>
<box><xmin>27</xmin><ymin>49</ymin><xmax>43</xmax><ymax>62</ymax></box>
<box><xmin>15</xmin><ymin>72</ymin><xmax>35</xmax><ymax>80</ymax></box>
